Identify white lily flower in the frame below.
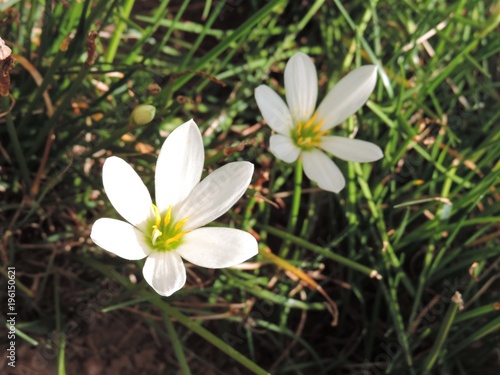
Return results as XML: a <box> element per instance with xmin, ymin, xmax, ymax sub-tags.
<box><xmin>255</xmin><ymin>52</ymin><xmax>383</xmax><ymax>193</ymax></box>
<box><xmin>90</xmin><ymin>119</ymin><xmax>258</xmax><ymax>296</ymax></box>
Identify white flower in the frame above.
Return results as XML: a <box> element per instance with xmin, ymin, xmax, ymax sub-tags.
<box><xmin>255</xmin><ymin>52</ymin><xmax>383</xmax><ymax>193</ymax></box>
<box><xmin>90</xmin><ymin>119</ymin><xmax>258</xmax><ymax>296</ymax></box>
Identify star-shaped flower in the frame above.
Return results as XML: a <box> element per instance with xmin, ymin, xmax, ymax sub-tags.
<box><xmin>255</xmin><ymin>52</ymin><xmax>383</xmax><ymax>193</ymax></box>
<box><xmin>90</xmin><ymin>120</ymin><xmax>258</xmax><ymax>296</ymax></box>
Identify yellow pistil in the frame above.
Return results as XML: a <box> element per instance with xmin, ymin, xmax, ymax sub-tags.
<box><xmin>291</xmin><ymin>112</ymin><xmax>328</xmax><ymax>150</ymax></box>
<box><xmin>151</xmin><ymin>226</ymin><xmax>162</xmax><ymax>245</ymax></box>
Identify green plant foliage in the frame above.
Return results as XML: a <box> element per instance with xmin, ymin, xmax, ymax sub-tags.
<box><xmin>1</xmin><ymin>0</ymin><xmax>499</xmax><ymax>374</ymax></box>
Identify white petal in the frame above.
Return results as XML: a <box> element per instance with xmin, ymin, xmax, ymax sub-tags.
<box><xmin>177</xmin><ymin>227</ymin><xmax>258</xmax><ymax>268</ymax></box>
<box><xmin>316</xmin><ymin>65</ymin><xmax>378</xmax><ymax>130</ymax></box>
<box><xmin>175</xmin><ymin>162</ymin><xmax>253</xmax><ymax>231</ymax></box>
<box><xmin>302</xmin><ymin>149</ymin><xmax>345</xmax><ymax>193</ymax></box>
<box><xmin>285</xmin><ymin>52</ymin><xmax>318</xmax><ymax>122</ymax></box>
<box><xmin>254</xmin><ymin>85</ymin><xmax>293</xmax><ymax>135</ymax></box>
<box><xmin>321</xmin><ymin>136</ymin><xmax>383</xmax><ymax>162</ymax></box>
<box><xmin>155</xmin><ymin>119</ymin><xmax>204</xmax><ymax>213</ymax></box>
<box><xmin>90</xmin><ymin>218</ymin><xmax>151</xmax><ymax>260</ymax></box>
<box><xmin>142</xmin><ymin>251</ymin><xmax>186</xmax><ymax>296</ymax></box>
<box><xmin>269</xmin><ymin>134</ymin><xmax>300</xmax><ymax>163</ymax></box>
<box><xmin>102</xmin><ymin>156</ymin><xmax>152</xmax><ymax>230</ymax></box>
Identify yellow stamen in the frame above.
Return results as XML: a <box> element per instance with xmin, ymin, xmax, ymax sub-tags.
<box><xmin>304</xmin><ymin>112</ymin><xmax>319</xmax><ymax>129</ymax></box>
<box><xmin>174</xmin><ymin>217</ymin><xmax>189</xmax><ymax>231</ymax></box>
<box><xmin>312</xmin><ymin>118</ymin><xmax>325</xmax><ymax>133</ymax></box>
<box><xmin>164</xmin><ymin>206</ymin><xmax>172</xmax><ymax>227</ymax></box>
<box><xmin>152</xmin><ymin>204</ymin><xmax>161</xmax><ymax>227</ymax></box>
<box><xmin>293</xmin><ymin>113</ymin><xmax>330</xmax><ymax>150</ymax></box>
<box><xmin>165</xmin><ymin>231</ymin><xmax>189</xmax><ymax>245</ymax></box>
<box><xmin>317</xmin><ymin>129</ymin><xmax>330</xmax><ymax>138</ymax></box>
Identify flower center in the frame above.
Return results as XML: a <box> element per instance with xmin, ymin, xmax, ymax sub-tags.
<box><xmin>147</xmin><ymin>204</ymin><xmax>189</xmax><ymax>252</ymax></box>
<box><xmin>290</xmin><ymin>112</ymin><xmax>330</xmax><ymax>151</ymax></box>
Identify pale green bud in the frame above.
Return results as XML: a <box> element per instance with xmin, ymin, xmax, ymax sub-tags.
<box><xmin>131</xmin><ymin>104</ymin><xmax>156</xmax><ymax>126</ymax></box>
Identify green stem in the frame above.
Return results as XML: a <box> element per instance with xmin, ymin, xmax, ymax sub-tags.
<box><xmin>171</xmin><ymin>0</ymin><xmax>286</xmax><ymax>91</ymax></box>
<box><xmin>163</xmin><ymin>312</ymin><xmax>191</xmax><ymax>375</ymax></box>
<box><xmin>446</xmin><ymin>315</ymin><xmax>500</xmax><ymax>358</ymax></box>
<box><xmin>455</xmin><ymin>304</ymin><xmax>500</xmax><ymax>323</ymax></box>
<box><xmin>242</xmin><ymin>194</ymin><xmax>257</xmax><ymax>231</ymax></box>
<box><xmin>55</xmin><ymin>277</ymin><xmax>66</xmax><ymax>375</ymax></box>
<box><xmin>382</xmin><ymin>279</ymin><xmax>415</xmax><ymax>372</ymax></box>
<box><xmin>104</xmin><ymin>0</ymin><xmax>136</xmax><ymax>63</ymax></box>
<box><xmin>422</xmin><ymin>293</ymin><xmax>462</xmax><ymax>373</ymax></box>
<box><xmin>408</xmin><ymin>242</ymin><xmax>436</xmax><ymax>330</ymax></box>
<box><xmin>289</xmin><ymin>157</ymin><xmax>303</xmax><ymax>232</ymax></box>
<box><xmin>152</xmin><ymin>299</ymin><xmax>270</xmax><ymax>375</ymax></box>
<box><xmin>57</xmin><ymin>334</ymin><xmax>66</xmax><ymax>375</ymax></box>
<box><xmin>281</xmin><ymin>158</ymin><xmax>303</xmax><ymax>258</ymax></box>
<box><xmin>123</xmin><ymin>0</ymin><xmax>171</xmax><ymax>64</ymax></box>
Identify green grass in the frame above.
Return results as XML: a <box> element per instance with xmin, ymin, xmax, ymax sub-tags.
<box><xmin>1</xmin><ymin>0</ymin><xmax>499</xmax><ymax>374</ymax></box>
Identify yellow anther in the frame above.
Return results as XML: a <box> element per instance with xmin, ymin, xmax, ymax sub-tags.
<box><xmin>304</xmin><ymin>112</ymin><xmax>319</xmax><ymax>129</ymax></box>
<box><xmin>293</xmin><ymin>113</ymin><xmax>330</xmax><ymax>150</ymax></box>
<box><xmin>165</xmin><ymin>231</ymin><xmax>188</xmax><ymax>245</ymax></box>
<box><xmin>317</xmin><ymin>129</ymin><xmax>330</xmax><ymax>138</ymax></box>
<box><xmin>151</xmin><ymin>226</ymin><xmax>162</xmax><ymax>245</ymax></box>
<box><xmin>312</xmin><ymin>119</ymin><xmax>325</xmax><ymax>133</ymax></box>
<box><xmin>152</xmin><ymin>204</ymin><xmax>161</xmax><ymax>227</ymax></box>
<box><xmin>164</xmin><ymin>206</ymin><xmax>172</xmax><ymax>227</ymax></box>
<box><xmin>174</xmin><ymin>217</ymin><xmax>189</xmax><ymax>231</ymax></box>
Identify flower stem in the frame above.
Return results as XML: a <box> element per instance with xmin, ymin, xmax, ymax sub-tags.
<box><xmin>281</xmin><ymin>158</ymin><xmax>303</xmax><ymax>258</ymax></box>
<box><xmin>104</xmin><ymin>0</ymin><xmax>136</xmax><ymax>63</ymax></box>
<box><xmin>54</xmin><ymin>276</ymin><xmax>67</xmax><ymax>375</ymax></box>
<box><xmin>162</xmin><ymin>311</ymin><xmax>191</xmax><ymax>375</ymax></box>
<box><xmin>289</xmin><ymin>157</ymin><xmax>303</xmax><ymax>233</ymax></box>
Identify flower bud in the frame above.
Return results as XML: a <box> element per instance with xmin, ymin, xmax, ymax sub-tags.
<box><xmin>131</xmin><ymin>104</ymin><xmax>156</xmax><ymax>126</ymax></box>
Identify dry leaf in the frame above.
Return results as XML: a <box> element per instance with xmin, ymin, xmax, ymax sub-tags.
<box><xmin>135</xmin><ymin>142</ymin><xmax>154</xmax><ymax>154</ymax></box>
<box><xmin>0</xmin><ymin>37</ymin><xmax>12</xmax><ymax>60</ymax></box>
<box><xmin>85</xmin><ymin>31</ymin><xmax>98</xmax><ymax>65</ymax></box>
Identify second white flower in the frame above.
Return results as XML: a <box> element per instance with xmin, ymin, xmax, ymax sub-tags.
<box><xmin>255</xmin><ymin>52</ymin><xmax>383</xmax><ymax>193</ymax></box>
